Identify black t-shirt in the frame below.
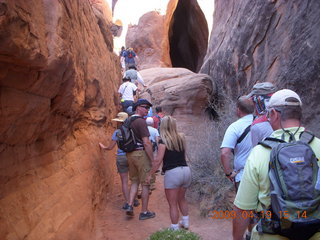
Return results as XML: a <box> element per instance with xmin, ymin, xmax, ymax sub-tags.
<box><xmin>159</xmin><ymin>139</ymin><xmax>187</xmax><ymax>172</ymax></box>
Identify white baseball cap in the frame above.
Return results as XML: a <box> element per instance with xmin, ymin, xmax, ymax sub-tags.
<box><xmin>146</xmin><ymin>117</ymin><xmax>154</xmax><ymax>125</ymax></box>
<box><xmin>267</xmin><ymin>89</ymin><xmax>302</xmax><ymax>109</ymax></box>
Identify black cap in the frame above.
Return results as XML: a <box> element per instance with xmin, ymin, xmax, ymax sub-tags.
<box><xmin>133</xmin><ymin>99</ymin><xmax>152</xmax><ymax>111</ymax></box>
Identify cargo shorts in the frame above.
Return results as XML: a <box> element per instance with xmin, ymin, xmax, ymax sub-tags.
<box><xmin>126</xmin><ymin>150</ymin><xmax>155</xmax><ymax>186</ymax></box>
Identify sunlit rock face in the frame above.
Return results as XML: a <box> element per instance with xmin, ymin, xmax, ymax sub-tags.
<box><xmin>125</xmin><ymin>0</ymin><xmax>208</xmax><ymax>72</ymax></box>
<box><xmin>201</xmin><ymin>0</ymin><xmax>320</xmax><ymax>133</ymax></box>
<box><xmin>126</xmin><ymin>12</ymin><xmax>170</xmax><ymax>70</ymax></box>
<box><xmin>0</xmin><ymin>0</ymin><xmax>120</xmax><ymax>239</ymax></box>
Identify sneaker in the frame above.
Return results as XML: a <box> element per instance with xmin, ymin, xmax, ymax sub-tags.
<box><xmin>122</xmin><ymin>203</ymin><xmax>130</xmax><ymax>210</ymax></box>
<box><xmin>133</xmin><ymin>199</ymin><xmax>140</xmax><ymax>207</ymax></box>
<box><xmin>169</xmin><ymin>226</ymin><xmax>180</xmax><ymax>231</ymax></box>
<box><xmin>179</xmin><ymin>220</ymin><xmax>189</xmax><ymax>230</ymax></box>
<box><xmin>139</xmin><ymin>211</ymin><xmax>156</xmax><ymax>220</ymax></box>
<box><xmin>126</xmin><ymin>205</ymin><xmax>134</xmax><ymax>216</ymax></box>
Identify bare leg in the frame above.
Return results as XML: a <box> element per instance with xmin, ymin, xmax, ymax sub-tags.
<box><xmin>119</xmin><ymin>172</ymin><xmax>129</xmax><ymax>203</ymax></box>
<box><xmin>128</xmin><ymin>182</ymin><xmax>138</xmax><ymax>206</ymax></box>
<box><xmin>178</xmin><ymin>187</ymin><xmax>188</xmax><ymax>216</ymax></box>
<box><xmin>165</xmin><ymin>188</ymin><xmax>180</xmax><ymax>224</ymax></box>
<box><xmin>141</xmin><ymin>184</ymin><xmax>150</xmax><ymax>212</ymax></box>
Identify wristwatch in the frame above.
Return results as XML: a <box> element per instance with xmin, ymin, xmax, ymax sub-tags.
<box><xmin>225</xmin><ymin>171</ymin><xmax>233</xmax><ymax>177</ymax></box>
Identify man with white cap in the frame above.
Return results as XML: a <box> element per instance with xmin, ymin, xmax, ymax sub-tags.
<box><xmin>247</xmin><ymin>82</ymin><xmax>277</xmax><ymax>146</ymax></box>
<box><xmin>233</xmin><ymin>89</ymin><xmax>320</xmax><ymax>240</ymax></box>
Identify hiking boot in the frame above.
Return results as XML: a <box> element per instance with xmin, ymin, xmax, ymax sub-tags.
<box><xmin>139</xmin><ymin>211</ymin><xmax>155</xmax><ymax>220</ymax></box>
<box><xmin>126</xmin><ymin>205</ymin><xmax>134</xmax><ymax>216</ymax></box>
<box><xmin>133</xmin><ymin>199</ymin><xmax>140</xmax><ymax>207</ymax></box>
<box><xmin>122</xmin><ymin>203</ymin><xmax>130</xmax><ymax>210</ymax></box>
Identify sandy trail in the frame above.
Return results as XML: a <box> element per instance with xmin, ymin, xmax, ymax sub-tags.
<box><xmin>98</xmin><ymin>173</ymin><xmax>232</xmax><ymax>240</ymax></box>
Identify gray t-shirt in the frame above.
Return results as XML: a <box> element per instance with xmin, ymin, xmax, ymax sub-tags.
<box><xmin>251</xmin><ymin>121</ymin><xmax>273</xmax><ymax>147</ymax></box>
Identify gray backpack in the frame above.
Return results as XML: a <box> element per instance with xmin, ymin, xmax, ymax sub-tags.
<box><xmin>258</xmin><ymin>131</ymin><xmax>320</xmax><ymax>240</ymax></box>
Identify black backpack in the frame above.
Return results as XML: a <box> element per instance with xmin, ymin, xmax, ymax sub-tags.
<box><xmin>116</xmin><ymin>116</ymin><xmax>142</xmax><ymax>152</ymax></box>
<box><xmin>258</xmin><ymin>131</ymin><xmax>320</xmax><ymax>240</ymax></box>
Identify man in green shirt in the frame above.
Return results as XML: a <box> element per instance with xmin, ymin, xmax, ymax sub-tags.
<box><xmin>233</xmin><ymin>89</ymin><xmax>320</xmax><ymax>240</ymax></box>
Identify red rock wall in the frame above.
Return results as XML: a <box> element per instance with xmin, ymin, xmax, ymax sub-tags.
<box><xmin>0</xmin><ymin>0</ymin><xmax>120</xmax><ymax>239</ymax></box>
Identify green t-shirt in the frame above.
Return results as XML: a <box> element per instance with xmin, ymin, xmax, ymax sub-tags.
<box><xmin>234</xmin><ymin>127</ymin><xmax>320</xmax><ymax>240</ymax></box>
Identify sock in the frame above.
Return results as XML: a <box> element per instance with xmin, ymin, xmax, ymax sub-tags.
<box><xmin>170</xmin><ymin>224</ymin><xmax>179</xmax><ymax>230</ymax></box>
<box><xmin>181</xmin><ymin>215</ymin><xmax>189</xmax><ymax>227</ymax></box>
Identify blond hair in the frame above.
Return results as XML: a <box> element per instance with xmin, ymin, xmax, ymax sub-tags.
<box><xmin>159</xmin><ymin>116</ymin><xmax>185</xmax><ymax>151</ymax></box>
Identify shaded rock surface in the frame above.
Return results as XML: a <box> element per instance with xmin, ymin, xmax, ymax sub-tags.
<box><xmin>168</xmin><ymin>0</ymin><xmax>208</xmax><ymax>72</ymax></box>
<box><xmin>0</xmin><ymin>0</ymin><xmax>120</xmax><ymax>239</ymax></box>
<box><xmin>201</xmin><ymin>0</ymin><xmax>320</xmax><ymax>133</ymax></box>
<box><xmin>197</xmin><ymin>0</ymin><xmax>320</xmax><ymax>211</ymax></box>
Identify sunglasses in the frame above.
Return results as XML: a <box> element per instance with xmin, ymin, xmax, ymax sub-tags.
<box><xmin>139</xmin><ymin>105</ymin><xmax>150</xmax><ymax>110</ymax></box>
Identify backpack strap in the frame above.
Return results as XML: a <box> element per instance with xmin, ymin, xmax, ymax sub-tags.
<box><xmin>259</xmin><ymin>137</ymin><xmax>286</xmax><ymax>149</ymax></box>
<box><xmin>299</xmin><ymin>131</ymin><xmax>314</xmax><ymax>144</ymax></box>
<box><xmin>236</xmin><ymin>125</ymin><xmax>251</xmax><ymax>144</ymax></box>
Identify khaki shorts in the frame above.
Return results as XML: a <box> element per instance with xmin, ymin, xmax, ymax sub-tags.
<box><xmin>116</xmin><ymin>155</ymin><xmax>129</xmax><ymax>173</ymax></box>
<box><xmin>126</xmin><ymin>150</ymin><xmax>155</xmax><ymax>185</ymax></box>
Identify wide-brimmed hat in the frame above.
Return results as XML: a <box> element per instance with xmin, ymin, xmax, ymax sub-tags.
<box><xmin>112</xmin><ymin>112</ymin><xmax>128</xmax><ymax>122</ymax></box>
<box><xmin>247</xmin><ymin>82</ymin><xmax>276</xmax><ymax>98</ymax></box>
<box><xmin>267</xmin><ymin>89</ymin><xmax>302</xmax><ymax>109</ymax></box>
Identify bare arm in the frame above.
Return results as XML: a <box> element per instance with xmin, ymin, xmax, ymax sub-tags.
<box><xmin>142</xmin><ymin>136</ymin><xmax>154</xmax><ymax>162</ymax></box>
<box><xmin>232</xmin><ymin>206</ymin><xmax>251</xmax><ymax>240</ymax></box>
<box><xmin>99</xmin><ymin>140</ymin><xmax>117</xmax><ymax>150</ymax></box>
<box><xmin>220</xmin><ymin>147</ymin><xmax>237</xmax><ymax>181</ymax></box>
<box><xmin>137</xmin><ymin>72</ymin><xmax>146</xmax><ymax>87</ymax></box>
<box><xmin>149</xmin><ymin>143</ymin><xmax>165</xmax><ymax>175</ymax></box>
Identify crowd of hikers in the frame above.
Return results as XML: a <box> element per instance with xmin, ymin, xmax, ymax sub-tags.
<box><xmin>99</xmin><ymin>47</ymin><xmax>320</xmax><ymax>239</ymax></box>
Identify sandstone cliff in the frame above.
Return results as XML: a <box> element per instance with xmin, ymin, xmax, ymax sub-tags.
<box><xmin>197</xmin><ymin>0</ymin><xmax>320</xmax><ymax>211</ymax></box>
<box><xmin>201</xmin><ymin>0</ymin><xmax>320</xmax><ymax>133</ymax></box>
<box><xmin>0</xmin><ymin>0</ymin><xmax>120</xmax><ymax>239</ymax></box>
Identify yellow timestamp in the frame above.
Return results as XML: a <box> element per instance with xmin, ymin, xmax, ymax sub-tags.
<box><xmin>208</xmin><ymin>210</ymin><xmax>308</xmax><ymax>220</ymax></box>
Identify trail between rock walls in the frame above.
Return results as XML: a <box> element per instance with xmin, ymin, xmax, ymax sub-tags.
<box><xmin>97</xmin><ymin>173</ymin><xmax>232</xmax><ymax>240</ymax></box>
